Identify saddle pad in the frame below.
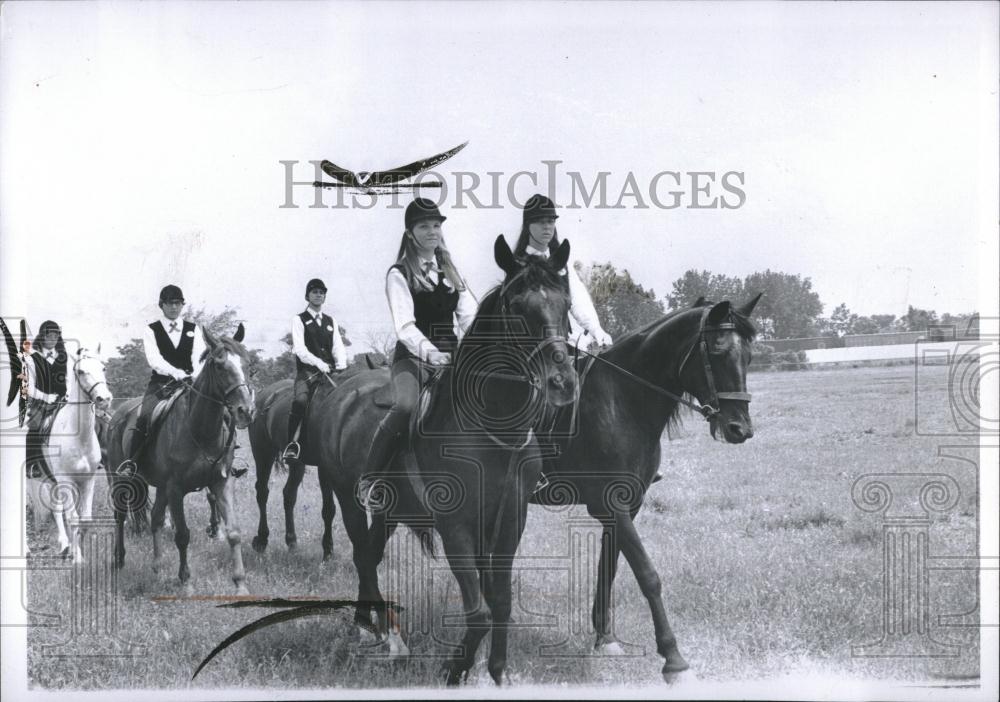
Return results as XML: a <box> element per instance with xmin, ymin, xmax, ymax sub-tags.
<box><xmin>150</xmin><ymin>386</ymin><xmax>186</xmax><ymax>425</ymax></box>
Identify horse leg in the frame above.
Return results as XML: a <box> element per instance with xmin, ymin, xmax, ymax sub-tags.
<box><xmin>210</xmin><ymin>477</ymin><xmax>249</xmax><ymax>595</ymax></box>
<box><xmin>438</xmin><ymin>528</ymin><xmax>491</xmax><ymax>686</ymax></box>
<box><xmin>165</xmin><ymin>483</ymin><xmax>192</xmax><ymax>591</ymax></box>
<box><xmin>149</xmin><ymin>488</ymin><xmax>169</xmax><ymax>574</ymax></box>
<box><xmin>48</xmin><ymin>479</ymin><xmax>74</xmax><ymax>559</ymax></box>
<box><xmin>115</xmin><ymin>507</ymin><xmax>127</xmax><ymax>569</ymax></box>
<box><xmin>318</xmin><ymin>468</ymin><xmax>337</xmax><ymax>561</ymax></box>
<box><xmin>361</xmin><ymin>511</ymin><xmax>404</xmax><ymax>650</ymax></box>
<box><xmin>283</xmin><ymin>461</ymin><xmax>306</xmax><ymax>550</ymax></box>
<box><xmin>252</xmin><ymin>452</ymin><xmax>272</xmax><ymax>553</ymax></box>
<box><xmin>71</xmin><ymin>475</ymin><xmax>97</xmax><ymax>562</ymax></box>
<box><xmin>588</xmin><ymin>512</ymin><xmax>624</xmax><ymax>654</ymax></box>
<box><xmin>613</xmin><ymin>512</ymin><xmax>690</xmax><ymax>679</ymax></box>
<box><xmin>205</xmin><ymin>491</ymin><xmax>222</xmax><ymax>540</ymax></box>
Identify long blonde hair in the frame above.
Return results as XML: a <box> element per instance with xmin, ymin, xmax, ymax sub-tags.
<box><xmin>393</xmin><ymin>231</ymin><xmax>467</xmax><ymax>293</ymax></box>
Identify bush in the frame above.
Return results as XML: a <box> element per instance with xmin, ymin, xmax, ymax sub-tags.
<box><xmin>750</xmin><ymin>342</ymin><xmax>808</xmax><ymax>371</ymax></box>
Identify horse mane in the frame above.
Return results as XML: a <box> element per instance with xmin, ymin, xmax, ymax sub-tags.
<box><xmin>199</xmin><ymin>334</ymin><xmax>251</xmax><ymax>364</ymax></box>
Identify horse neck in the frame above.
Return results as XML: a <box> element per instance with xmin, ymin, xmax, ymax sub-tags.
<box><xmin>187</xmin><ymin>366</ymin><xmax>226</xmax><ymax>441</ymax></box>
<box><xmin>60</xmin><ymin>368</ymin><xmax>95</xmax><ymax>432</ymax></box>
<box><xmin>602</xmin><ymin>314</ymin><xmax>698</xmax><ymax>431</ymax></box>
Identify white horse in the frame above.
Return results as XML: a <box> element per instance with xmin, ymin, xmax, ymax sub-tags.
<box><xmin>27</xmin><ymin>346</ymin><xmax>112</xmax><ymax>560</ymax></box>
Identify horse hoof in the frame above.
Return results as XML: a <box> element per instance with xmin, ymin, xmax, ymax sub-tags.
<box><xmin>60</xmin><ymin>547</ymin><xmax>71</xmax><ymax>560</ymax></box>
<box><xmin>251</xmin><ymin>537</ymin><xmax>267</xmax><ymax>553</ymax></box>
<box><xmin>595</xmin><ymin>641</ymin><xmax>625</xmax><ymax>656</ymax></box>
<box><xmin>235</xmin><ymin>584</ymin><xmax>250</xmax><ymax>596</ymax></box>
<box><xmin>286</xmin><ymin>540</ymin><xmax>297</xmax><ymax>551</ymax></box>
<box><xmin>662</xmin><ymin>668</ymin><xmax>697</xmax><ymax>685</ymax></box>
<box><xmin>180</xmin><ymin>582</ymin><xmax>194</xmax><ymax>598</ymax></box>
<box><xmin>387</xmin><ymin>632</ymin><xmax>409</xmax><ymax>659</ymax></box>
<box><xmin>322</xmin><ymin>551</ymin><xmax>332</xmax><ymax>563</ymax></box>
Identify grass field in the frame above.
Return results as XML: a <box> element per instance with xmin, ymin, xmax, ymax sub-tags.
<box><xmin>25</xmin><ymin>363</ymin><xmax>982</xmax><ymax>690</ymax></box>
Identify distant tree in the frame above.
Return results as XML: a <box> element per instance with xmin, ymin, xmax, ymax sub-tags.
<box><xmin>902</xmin><ymin>305</ymin><xmax>939</xmax><ymax>332</ymax></box>
<box><xmin>849</xmin><ymin>316</ymin><xmax>881</xmax><ymax>335</ymax></box>
<box><xmin>826</xmin><ymin>303</ymin><xmax>856</xmax><ymax>337</ymax></box>
<box><xmin>577</xmin><ymin>262</ymin><xmax>666</xmax><ymax>339</ymax></box>
<box><xmin>742</xmin><ymin>270</ymin><xmax>824</xmax><ymax>339</ymax></box>
<box><xmin>364</xmin><ymin>329</ymin><xmax>397</xmax><ymax>359</ymax></box>
<box><xmin>667</xmin><ymin>269</ymin><xmax>744</xmax><ymax>309</ymax></box>
<box><xmin>868</xmin><ymin>314</ymin><xmax>898</xmax><ymax>333</ymax></box>
<box><xmin>105</xmin><ymin>339</ymin><xmax>150</xmax><ymax>399</ymax></box>
<box><xmin>247</xmin><ymin>334</ymin><xmax>297</xmax><ymax>392</ymax></box>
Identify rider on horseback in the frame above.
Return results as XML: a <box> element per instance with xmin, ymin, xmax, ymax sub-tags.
<box><xmin>281</xmin><ymin>277</ymin><xmax>348</xmax><ymax>463</ymax></box>
<box><xmin>515</xmin><ymin>194</ymin><xmax>613</xmax><ymax>347</ymax></box>
<box><xmin>24</xmin><ymin>320</ymin><xmax>68</xmax><ymax>480</ymax></box>
<box><xmin>364</xmin><ymin>198</ymin><xmax>477</xmax><ymax>478</ymax></box>
<box><xmin>118</xmin><ymin>284</ymin><xmax>207</xmax><ymax>473</ymax></box>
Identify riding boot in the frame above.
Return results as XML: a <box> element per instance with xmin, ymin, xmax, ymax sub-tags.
<box><xmin>282</xmin><ymin>409</ymin><xmax>304</xmax><ymax>463</ymax></box>
<box><xmin>118</xmin><ymin>413</ymin><xmax>150</xmax><ymax>476</ymax></box>
<box><xmin>365</xmin><ymin>408</ymin><xmax>410</xmax><ymax>476</ymax></box>
<box><xmin>359</xmin><ymin>408</ymin><xmax>410</xmax><ymax>510</ymax></box>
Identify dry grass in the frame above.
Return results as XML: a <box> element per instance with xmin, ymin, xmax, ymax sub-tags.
<box><xmin>25</xmin><ymin>364</ymin><xmax>981</xmax><ymax>690</ymax></box>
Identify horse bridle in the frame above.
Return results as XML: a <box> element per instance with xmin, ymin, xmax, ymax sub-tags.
<box><xmin>580</xmin><ymin>306</ymin><xmax>752</xmax><ymax>422</ymax></box>
<box><xmin>67</xmin><ymin>354</ymin><xmax>110</xmax><ymax>406</ymax></box>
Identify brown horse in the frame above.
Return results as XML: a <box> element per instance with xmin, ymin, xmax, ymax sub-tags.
<box><xmin>107</xmin><ymin>325</ymin><xmax>256</xmax><ymax>594</ymax></box>
<box><xmin>247</xmin><ymin>361</ymin><xmax>374</xmax><ymax>557</ymax></box>
<box><xmin>357</xmin><ymin>236</ymin><xmax>580</xmax><ymax>684</ymax></box>
<box><xmin>531</xmin><ymin>294</ymin><xmax>761</xmax><ymax>681</ymax></box>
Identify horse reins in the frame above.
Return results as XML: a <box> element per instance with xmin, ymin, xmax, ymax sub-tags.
<box><xmin>576</xmin><ymin>307</ymin><xmax>751</xmax><ymax>422</ymax></box>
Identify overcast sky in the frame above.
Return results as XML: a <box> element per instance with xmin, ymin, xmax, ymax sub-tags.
<box><xmin>1</xmin><ymin>1</ymin><xmax>997</xmax><ymax>356</ymax></box>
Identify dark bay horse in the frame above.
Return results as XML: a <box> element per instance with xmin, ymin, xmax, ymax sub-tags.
<box><xmin>247</xmin><ymin>362</ymin><xmax>373</xmax><ymax>557</ymax></box>
<box><xmin>107</xmin><ymin>325</ymin><xmax>256</xmax><ymax>594</ymax></box>
<box><xmin>531</xmin><ymin>294</ymin><xmax>761</xmax><ymax>681</ymax></box>
<box><xmin>358</xmin><ymin>235</ymin><xmax>580</xmax><ymax>684</ymax></box>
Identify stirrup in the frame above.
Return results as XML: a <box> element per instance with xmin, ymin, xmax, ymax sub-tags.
<box><xmin>116</xmin><ymin>459</ymin><xmax>137</xmax><ymax>478</ymax></box>
<box><xmin>651</xmin><ymin>471</ymin><xmax>664</xmax><ymax>484</ymax></box>
<box><xmin>282</xmin><ymin>441</ymin><xmax>301</xmax><ymax>462</ymax></box>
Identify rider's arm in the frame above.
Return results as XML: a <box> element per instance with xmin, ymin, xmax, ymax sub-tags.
<box><xmin>566</xmin><ymin>263</ymin><xmax>613</xmax><ymax>345</ymax></box>
<box><xmin>386</xmin><ymin>268</ymin><xmax>440</xmax><ymax>362</ymax></box>
<box><xmin>455</xmin><ymin>286</ymin><xmax>477</xmax><ymax>337</ymax></box>
<box><xmin>290</xmin><ymin>315</ymin><xmax>331</xmax><ymax>372</ymax></box>
<box><xmin>329</xmin><ymin>316</ymin><xmax>348</xmax><ymax>371</ymax></box>
<box><xmin>142</xmin><ymin>325</ymin><xmax>187</xmax><ymax>380</ymax></box>
<box><xmin>189</xmin><ymin>324</ymin><xmax>207</xmax><ymax>378</ymax></box>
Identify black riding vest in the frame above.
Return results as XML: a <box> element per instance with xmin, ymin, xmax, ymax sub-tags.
<box><xmin>149</xmin><ymin>320</ymin><xmax>196</xmax><ymax>381</ymax></box>
<box><xmin>296</xmin><ymin>311</ymin><xmax>337</xmax><ymax>372</ymax></box>
<box><xmin>31</xmin><ymin>351</ymin><xmax>67</xmax><ymax>397</ymax></box>
<box><xmin>392</xmin><ymin>264</ymin><xmax>460</xmax><ymax>361</ymax></box>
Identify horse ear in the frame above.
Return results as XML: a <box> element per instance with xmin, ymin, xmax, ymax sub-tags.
<box><xmin>737</xmin><ymin>293</ymin><xmax>762</xmax><ymax>317</ymax></box>
<box><xmin>203</xmin><ymin>327</ymin><xmax>219</xmax><ymax>350</ymax></box>
<box><xmin>96</xmin><ymin>342</ymin><xmax>102</xmax><ymax>355</ymax></box>
<box><xmin>233</xmin><ymin>323</ymin><xmax>245</xmax><ymax>343</ymax></box>
<box><xmin>707</xmin><ymin>300</ymin><xmax>732</xmax><ymax>325</ymax></box>
<box><xmin>551</xmin><ymin>239</ymin><xmax>571</xmax><ymax>271</ymax></box>
<box><xmin>693</xmin><ymin>296</ymin><xmax>707</xmax><ymax>308</ymax></box>
<box><xmin>494</xmin><ymin>235</ymin><xmax>519</xmax><ymax>277</ymax></box>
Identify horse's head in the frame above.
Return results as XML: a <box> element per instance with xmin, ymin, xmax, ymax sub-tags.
<box><xmin>200</xmin><ymin>323</ymin><xmax>256</xmax><ymax>429</ymax></box>
<box><xmin>675</xmin><ymin>295</ymin><xmax>760</xmax><ymax>443</ymax></box>
<box><xmin>72</xmin><ymin>345</ymin><xmax>113</xmax><ymax>412</ymax></box>
<box><xmin>493</xmin><ymin>234</ymin><xmax>578</xmax><ymax>407</ymax></box>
